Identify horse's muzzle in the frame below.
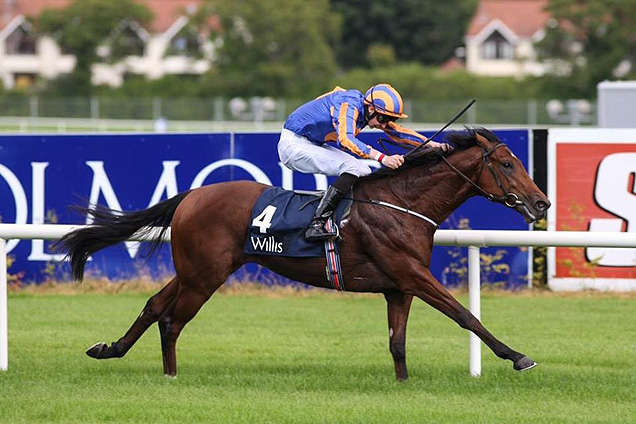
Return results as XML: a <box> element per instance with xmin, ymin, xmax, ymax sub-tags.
<box><xmin>517</xmin><ymin>196</ymin><xmax>550</xmax><ymax>223</ymax></box>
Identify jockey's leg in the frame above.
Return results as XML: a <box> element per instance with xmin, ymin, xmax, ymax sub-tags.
<box><xmin>305</xmin><ymin>172</ymin><xmax>357</xmax><ymax>241</ymax></box>
<box><xmin>277</xmin><ymin>130</ymin><xmax>371</xmax><ymax>241</ymax></box>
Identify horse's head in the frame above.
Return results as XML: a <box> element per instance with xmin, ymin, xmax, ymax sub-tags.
<box><xmin>446</xmin><ymin>128</ymin><xmax>550</xmax><ymax>223</ymax></box>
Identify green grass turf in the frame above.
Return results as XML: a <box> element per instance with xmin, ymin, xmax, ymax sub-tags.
<box><xmin>1</xmin><ymin>291</ymin><xmax>634</xmax><ymax>423</ymax></box>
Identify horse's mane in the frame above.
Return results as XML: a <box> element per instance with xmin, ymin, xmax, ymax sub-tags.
<box><xmin>362</xmin><ymin>126</ymin><xmax>499</xmax><ymax>181</ymax></box>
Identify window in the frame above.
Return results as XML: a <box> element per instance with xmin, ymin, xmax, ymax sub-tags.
<box><xmin>110</xmin><ymin>22</ymin><xmax>145</xmax><ymax>58</ymax></box>
<box><xmin>480</xmin><ymin>30</ymin><xmax>514</xmax><ymax>60</ymax></box>
<box><xmin>167</xmin><ymin>26</ymin><xmax>201</xmax><ymax>58</ymax></box>
<box><xmin>482</xmin><ymin>41</ymin><xmax>497</xmax><ymax>59</ymax></box>
<box><xmin>5</xmin><ymin>25</ymin><xmax>36</xmax><ymax>55</ymax></box>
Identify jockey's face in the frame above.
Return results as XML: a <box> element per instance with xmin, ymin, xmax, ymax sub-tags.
<box><xmin>367</xmin><ymin>106</ymin><xmax>397</xmax><ymax>130</ymax></box>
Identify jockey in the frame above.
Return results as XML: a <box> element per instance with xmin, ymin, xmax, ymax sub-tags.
<box><xmin>278</xmin><ymin>83</ymin><xmax>449</xmax><ymax>242</ymax></box>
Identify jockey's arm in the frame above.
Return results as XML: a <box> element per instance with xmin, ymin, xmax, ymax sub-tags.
<box><xmin>334</xmin><ymin>103</ymin><xmax>403</xmax><ymax>168</ymax></box>
<box><xmin>385</xmin><ymin>122</ymin><xmax>450</xmax><ymax>152</ymax></box>
<box><xmin>367</xmin><ymin>147</ymin><xmax>404</xmax><ymax>169</ymax></box>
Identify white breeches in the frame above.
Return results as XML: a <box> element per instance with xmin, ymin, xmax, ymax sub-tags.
<box><xmin>277</xmin><ymin>129</ymin><xmax>372</xmax><ymax>177</ymax></box>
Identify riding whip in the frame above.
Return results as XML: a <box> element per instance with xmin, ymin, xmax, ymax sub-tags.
<box><xmin>404</xmin><ymin>99</ymin><xmax>476</xmax><ymax>158</ymax></box>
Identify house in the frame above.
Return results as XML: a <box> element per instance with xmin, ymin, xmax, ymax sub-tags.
<box><xmin>465</xmin><ymin>0</ymin><xmax>550</xmax><ymax>77</ymax></box>
<box><xmin>0</xmin><ymin>0</ymin><xmax>215</xmax><ymax>89</ymax></box>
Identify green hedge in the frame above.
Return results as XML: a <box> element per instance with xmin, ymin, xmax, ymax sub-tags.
<box><xmin>331</xmin><ymin>63</ymin><xmax>543</xmax><ymax>101</ymax></box>
<box><xmin>19</xmin><ymin>62</ymin><xmax>569</xmax><ymax>101</ymax></box>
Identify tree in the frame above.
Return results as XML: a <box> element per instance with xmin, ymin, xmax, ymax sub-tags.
<box><xmin>538</xmin><ymin>0</ymin><xmax>636</xmax><ymax>97</ymax></box>
<box><xmin>331</xmin><ymin>0</ymin><xmax>477</xmax><ymax>69</ymax></box>
<box><xmin>37</xmin><ymin>0</ymin><xmax>152</xmax><ymax>95</ymax></box>
<box><xmin>199</xmin><ymin>0</ymin><xmax>340</xmax><ymax>98</ymax></box>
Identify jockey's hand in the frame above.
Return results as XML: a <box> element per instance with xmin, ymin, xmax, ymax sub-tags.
<box><xmin>382</xmin><ymin>154</ymin><xmax>404</xmax><ymax>169</ymax></box>
<box><xmin>369</xmin><ymin>148</ymin><xmax>404</xmax><ymax>169</ymax></box>
<box><xmin>427</xmin><ymin>141</ymin><xmax>453</xmax><ymax>155</ymax></box>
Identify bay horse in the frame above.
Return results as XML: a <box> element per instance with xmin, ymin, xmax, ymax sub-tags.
<box><xmin>57</xmin><ymin>127</ymin><xmax>550</xmax><ymax>379</ymax></box>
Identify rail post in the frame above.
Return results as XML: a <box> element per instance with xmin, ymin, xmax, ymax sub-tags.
<box><xmin>468</xmin><ymin>246</ymin><xmax>481</xmax><ymax>377</ymax></box>
<box><xmin>0</xmin><ymin>238</ymin><xmax>7</xmax><ymax>371</ymax></box>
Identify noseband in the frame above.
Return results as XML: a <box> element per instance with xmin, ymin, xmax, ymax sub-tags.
<box><xmin>440</xmin><ymin>143</ymin><xmax>522</xmax><ymax>208</ymax></box>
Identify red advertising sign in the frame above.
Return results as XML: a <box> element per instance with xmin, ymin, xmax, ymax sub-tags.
<box><xmin>549</xmin><ymin>129</ymin><xmax>636</xmax><ymax>289</ymax></box>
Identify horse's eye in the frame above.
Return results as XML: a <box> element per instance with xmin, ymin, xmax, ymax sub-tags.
<box><xmin>502</xmin><ymin>162</ymin><xmax>513</xmax><ymax>169</ymax></box>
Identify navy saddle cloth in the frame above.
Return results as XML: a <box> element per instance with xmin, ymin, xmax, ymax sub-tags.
<box><xmin>245</xmin><ymin>187</ymin><xmax>351</xmax><ymax>257</ymax></box>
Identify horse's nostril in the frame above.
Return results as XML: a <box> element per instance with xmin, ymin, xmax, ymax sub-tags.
<box><xmin>536</xmin><ymin>200</ymin><xmax>549</xmax><ymax>211</ymax></box>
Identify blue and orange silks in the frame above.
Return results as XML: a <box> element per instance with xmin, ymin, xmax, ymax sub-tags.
<box><xmin>283</xmin><ymin>86</ymin><xmax>426</xmax><ymax>159</ymax></box>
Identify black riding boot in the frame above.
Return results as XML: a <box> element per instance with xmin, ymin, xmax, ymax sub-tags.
<box><xmin>304</xmin><ymin>186</ymin><xmax>344</xmax><ymax>241</ymax></box>
<box><xmin>305</xmin><ymin>173</ymin><xmax>357</xmax><ymax>242</ymax></box>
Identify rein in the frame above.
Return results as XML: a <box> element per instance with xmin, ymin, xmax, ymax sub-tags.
<box><xmin>439</xmin><ymin>142</ymin><xmax>522</xmax><ymax>208</ymax></box>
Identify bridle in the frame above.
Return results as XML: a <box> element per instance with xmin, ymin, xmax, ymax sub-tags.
<box><xmin>438</xmin><ymin>142</ymin><xmax>523</xmax><ymax>209</ymax></box>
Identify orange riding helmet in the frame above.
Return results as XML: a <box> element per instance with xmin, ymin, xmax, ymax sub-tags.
<box><xmin>364</xmin><ymin>84</ymin><xmax>408</xmax><ymax>119</ymax></box>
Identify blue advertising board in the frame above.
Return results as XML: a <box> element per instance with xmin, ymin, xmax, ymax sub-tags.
<box><xmin>0</xmin><ymin>129</ymin><xmax>531</xmax><ymax>287</ymax></box>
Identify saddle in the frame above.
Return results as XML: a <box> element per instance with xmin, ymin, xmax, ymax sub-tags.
<box><xmin>245</xmin><ymin>187</ymin><xmax>352</xmax><ymax>258</ymax></box>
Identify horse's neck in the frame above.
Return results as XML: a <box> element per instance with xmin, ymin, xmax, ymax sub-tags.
<box><xmin>383</xmin><ymin>150</ymin><xmax>483</xmax><ymax>225</ymax></box>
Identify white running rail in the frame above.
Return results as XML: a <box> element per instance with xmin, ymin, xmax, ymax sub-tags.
<box><xmin>0</xmin><ymin>224</ymin><xmax>168</xmax><ymax>373</ymax></box>
<box><xmin>2</xmin><ymin>224</ymin><xmax>636</xmax><ymax>376</ymax></box>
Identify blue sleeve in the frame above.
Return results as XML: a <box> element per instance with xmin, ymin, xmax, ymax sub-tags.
<box><xmin>384</xmin><ymin>122</ymin><xmax>427</xmax><ymax>147</ymax></box>
<box><xmin>333</xmin><ymin>102</ymin><xmax>371</xmax><ymax>157</ymax></box>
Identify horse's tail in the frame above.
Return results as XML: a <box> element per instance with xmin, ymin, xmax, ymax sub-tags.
<box><xmin>56</xmin><ymin>190</ymin><xmax>191</xmax><ymax>281</ymax></box>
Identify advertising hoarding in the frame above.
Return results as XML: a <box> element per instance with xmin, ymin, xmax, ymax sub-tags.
<box><xmin>1</xmin><ymin>129</ymin><xmax>532</xmax><ymax>286</ymax></box>
<box><xmin>548</xmin><ymin>128</ymin><xmax>636</xmax><ymax>290</ymax></box>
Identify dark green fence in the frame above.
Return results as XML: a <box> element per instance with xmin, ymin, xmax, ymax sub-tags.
<box><xmin>0</xmin><ymin>96</ymin><xmax>597</xmax><ymax>126</ymax></box>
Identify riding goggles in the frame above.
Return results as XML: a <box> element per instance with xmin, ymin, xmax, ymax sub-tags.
<box><xmin>367</xmin><ymin>110</ymin><xmax>399</xmax><ymax>124</ymax></box>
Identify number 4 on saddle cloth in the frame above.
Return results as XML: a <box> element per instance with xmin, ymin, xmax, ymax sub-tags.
<box><xmin>245</xmin><ymin>187</ymin><xmax>353</xmax><ymax>290</ymax></box>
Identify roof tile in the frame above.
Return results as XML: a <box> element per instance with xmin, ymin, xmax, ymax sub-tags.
<box><xmin>1</xmin><ymin>0</ymin><xmax>207</xmax><ymax>33</ymax></box>
<box><xmin>467</xmin><ymin>0</ymin><xmax>550</xmax><ymax>38</ymax></box>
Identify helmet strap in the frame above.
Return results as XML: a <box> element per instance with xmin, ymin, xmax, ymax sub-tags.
<box><xmin>365</xmin><ymin>105</ymin><xmax>377</xmax><ymax>122</ymax></box>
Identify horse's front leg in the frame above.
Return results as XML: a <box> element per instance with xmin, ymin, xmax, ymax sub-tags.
<box><xmin>384</xmin><ymin>291</ymin><xmax>413</xmax><ymax>381</ymax></box>
<box><xmin>398</xmin><ymin>265</ymin><xmax>536</xmax><ymax>372</ymax></box>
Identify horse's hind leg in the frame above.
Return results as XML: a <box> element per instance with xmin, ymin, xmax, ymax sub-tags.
<box><xmin>158</xmin><ymin>280</ymin><xmax>223</xmax><ymax>377</ymax></box>
<box><xmin>86</xmin><ymin>277</ymin><xmax>180</xmax><ymax>359</ymax></box>
<box><xmin>384</xmin><ymin>291</ymin><xmax>413</xmax><ymax>381</ymax></box>
<box><xmin>405</xmin><ymin>267</ymin><xmax>536</xmax><ymax>372</ymax></box>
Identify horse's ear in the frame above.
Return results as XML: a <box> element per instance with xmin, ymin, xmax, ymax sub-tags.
<box><xmin>475</xmin><ymin>132</ymin><xmax>490</xmax><ymax>148</ymax></box>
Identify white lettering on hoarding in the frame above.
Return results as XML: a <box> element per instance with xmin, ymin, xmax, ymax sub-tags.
<box><xmin>190</xmin><ymin>159</ymin><xmax>272</xmax><ymax>188</ymax></box>
<box><xmin>587</xmin><ymin>153</ymin><xmax>636</xmax><ymax>266</ymax></box>
<box><xmin>28</xmin><ymin>163</ymin><xmax>65</xmax><ymax>261</ymax></box>
<box><xmin>148</xmin><ymin>161</ymin><xmax>180</xmax><ymax>206</ymax></box>
<box><xmin>313</xmin><ymin>173</ymin><xmax>329</xmax><ymax>190</ymax></box>
<box><xmin>86</xmin><ymin>161</ymin><xmax>141</xmax><ymax>258</ymax></box>
<box><xmin>0</xmin><ymin>163</ymin><xmax>28</xmax><ymax>252</ymax></box>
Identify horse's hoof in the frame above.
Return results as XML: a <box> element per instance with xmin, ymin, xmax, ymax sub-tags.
<box><xmin>514</xmin><ymin>356</ymin><xmax>537</xmax><ymax>372</ymax></box>
<box><xmin>86</xmin><ymin>342</ymin><xmax>108</xmax><ymax>359</ymax></box>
